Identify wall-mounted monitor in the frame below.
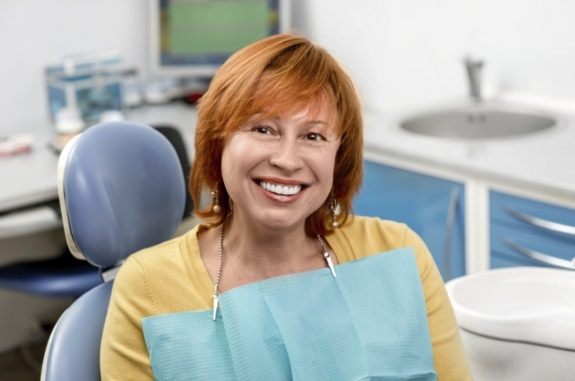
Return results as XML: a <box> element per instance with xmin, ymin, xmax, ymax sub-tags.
<box><xmin>148</xmin><ymin>0</ymin><xmax>291</xmax><ymax>79</ymax></box>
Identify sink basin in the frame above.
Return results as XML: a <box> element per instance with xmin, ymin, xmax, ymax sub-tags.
<box><xmin>446</xmin><ymin>266</ymin><xmax>575</xmax><ymax>347</ymax></box>
<box><xmin>401</xmin><ymin>104</ymin><xmax>556</xmax><ymax>140</ymax></box>
<box><xmin>446</xmin><ymin>267</ymin><xmax>575</xmax><ymax>381</ymax></box>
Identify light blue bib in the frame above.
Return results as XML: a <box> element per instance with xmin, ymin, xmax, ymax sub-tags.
<box><xmin>142</xmin><ymin>248</ymin><xmax>436</xmax><ymax>381</ymax></box>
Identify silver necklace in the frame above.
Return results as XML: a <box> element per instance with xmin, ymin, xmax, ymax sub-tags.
<box><xmin>211</xmin><ymin>225</ymin><xmax>337</xmax><ymax>321</ymax></box>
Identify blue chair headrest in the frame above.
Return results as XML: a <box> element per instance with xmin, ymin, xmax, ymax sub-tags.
<box><xmin>57</xmin><ymin>122</ymin><xmax>186</xmax><ymax>270</ymax></box>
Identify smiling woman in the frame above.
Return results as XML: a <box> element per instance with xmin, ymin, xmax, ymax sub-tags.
<box><xmin>191</xmin><ymin>35</ymin><xmax>364</xmax><ymax>234</ymax></box>
<box><xmin>100</xmin><ymin>34</ymin><xmax>472</xmax><ymax>381</ymax></box>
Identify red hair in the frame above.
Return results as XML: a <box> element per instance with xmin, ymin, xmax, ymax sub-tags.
<box><xmin>190</xmin><ymin>33</ymin><xmax>363</xmax><ymax>236</ymax></box>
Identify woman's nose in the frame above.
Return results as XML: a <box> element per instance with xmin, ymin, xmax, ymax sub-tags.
<box><xmin>269</xmin><ymin>139</ymin><xmax>303</xmax><ymax>172</ymax></box>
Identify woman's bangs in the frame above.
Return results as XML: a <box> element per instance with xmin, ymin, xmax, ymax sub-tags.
<box><xmin>249</xmin><ymin>74</ymin><xmax>337</xmax><ymax>126</ymax></box>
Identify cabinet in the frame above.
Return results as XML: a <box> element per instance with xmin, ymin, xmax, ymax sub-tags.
<box><xmin>490</xmin><ymin>190</ymin><xmax>575</xmax><ymax>270</ymax></box>
<box><xmin>353</xmin><ymin>160</ymin><xmax>466</xmax><ymax>280</ymax></box>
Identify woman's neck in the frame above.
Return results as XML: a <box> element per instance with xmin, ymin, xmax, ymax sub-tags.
<box><xmin>224</xmin><ymin>216</ymin><xmax>316</xmax><ymax>268</ymax></box>
<box><xmin>198</xmin><ymin>213</ymin><xmax>332</xmax><ymax>293</ymax></box>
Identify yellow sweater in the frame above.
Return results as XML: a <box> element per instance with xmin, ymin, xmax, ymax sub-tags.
<box><xmin>101</xmin><ymin>216</ymin><xmax>472</xmax><ymax>380</ymax></box>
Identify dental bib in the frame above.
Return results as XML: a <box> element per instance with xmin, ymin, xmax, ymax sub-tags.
<box><xmin>142</xmin><ymin>248</ymin><xmax>437</xmax><ymax>381</ymax></box>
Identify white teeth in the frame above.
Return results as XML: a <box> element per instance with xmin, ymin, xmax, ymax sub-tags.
<box><xmin>259</xmin><ymin>181</ymin><xmax>302</xmax><ymax>196</ymax></box>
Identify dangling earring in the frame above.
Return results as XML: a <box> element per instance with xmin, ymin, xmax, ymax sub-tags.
<box><xmin>329</xmin><ymin>197</ymin><xmax>341</xmax><ymax>228</ymax></box>
<box><xmin>211</xmin><ymin>188</ymin><xmax>221</xmax><ymax>214</ymax></box>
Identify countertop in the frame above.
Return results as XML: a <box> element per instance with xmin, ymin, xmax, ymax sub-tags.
<box><xmin>0</xmin><ymin>103</ymin><xmax>197</xmax><ymax>213</ymax></box>
<box><xmin>363</xmin><ymin>99</ymin><xmax>575</xmax><ymax>201</ymax></box>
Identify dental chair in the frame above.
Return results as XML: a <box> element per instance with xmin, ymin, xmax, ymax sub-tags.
<box><xmin>40</xmin><ymin>121</ymin><xmax>186</xmax><ymax>381</ymax></box>
<box><xmin>0</xmin><ymin>125</ymin><xmax>191</xmax><ymax>298</ymax></box>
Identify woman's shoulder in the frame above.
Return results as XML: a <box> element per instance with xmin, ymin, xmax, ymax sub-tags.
<box><xmin>114</xmin><ymin>234</ymin><xmax>185</xmax><ymax>288</ymax></box>
<box><xmin>111</xmin><ymin>224</ymin><xmax>211</xmax><ymax>314</ymax></box>
<box><xmin>342</xmin><ymin>215</ymin><xmax>407</xmax><ymax>235</ymax></box>
<box><xmin>330</xmin><ymin>215</ymin><xmax>428</xmax><ymax>262</ymax></box>
<box><xmin>338</xmin><ymin>215</ymin><xmax>409</xmax><ymax>248</ymax></box>
<box><xmin>136</xmin><ymin>233</ymin><xmax>186</xmax><ymax>259</ymax></box>
<box><xmin>115</xmin><ymin>223</ymin><xmax>203</xmax><ymax>288</ymax></box>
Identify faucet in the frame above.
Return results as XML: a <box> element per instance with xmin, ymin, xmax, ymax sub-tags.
<box><xmin>464</xmin><ymin>56</ymin><xmax>484</xmax><ymax>103</ymax></box>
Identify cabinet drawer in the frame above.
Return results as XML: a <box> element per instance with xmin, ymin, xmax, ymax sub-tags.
<box><xmin>491</xmin><ymin>252</ymin><xmax>538</xmax><ymax>269</ymax></box>
<box><xmin>490</xmin><ymin>191</ymin><xmax>575</xmax><ymax>241</ymax></box>
<box><xmin>490</xmin><ymin>224</ymin><xmax>575</xmax><ymax>269</ymax></box>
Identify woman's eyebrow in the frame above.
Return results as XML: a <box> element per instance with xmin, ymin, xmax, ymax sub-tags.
<box><xmin>306</xmin><ymin>120</ymin><xmax>329</xmax><ymax>125</ymax></box>
<box><xmin>250</xmin><ymin>114</ymin><xmax>332</xmax><ymax>127</ymax></box>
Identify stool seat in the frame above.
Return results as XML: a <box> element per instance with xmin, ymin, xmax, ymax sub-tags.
<box><xmin>0</xmin><ymin>253</ymin><xmax>101</xmax><ymax>297</ymax></box>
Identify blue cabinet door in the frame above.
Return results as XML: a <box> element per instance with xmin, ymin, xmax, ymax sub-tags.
<box><xmin>489</xmin><ymin>190</ymin><xmax>575</xmax><ymax>270</ymax></box>
<box><xmin>353</xmin><ymin>160</ymin><xmax>466</xmax><ymax>280</ymax></box>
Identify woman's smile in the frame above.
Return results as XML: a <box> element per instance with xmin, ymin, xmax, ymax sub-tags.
<box><xmin>256</xmin><ymin>178</ymin><xmax>307</xmax><ymax>203</ymax></box>
<box><xmin>258</xmin><ymin>180</ymin><xmax>303</xmax><ymax>196</ymax></box>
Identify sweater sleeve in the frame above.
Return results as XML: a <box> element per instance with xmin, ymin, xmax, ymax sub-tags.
<box><xmin>402</xmin><ymin>227</ymin><xmax>473</xmax><ymax>381</ymax></box>
<box><xmin>100</xmin><ymin>255</ymin><xmax>156</xmax><ymax>381</ymax></box>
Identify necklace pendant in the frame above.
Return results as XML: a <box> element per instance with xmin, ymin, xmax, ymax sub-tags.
<box><xmin>324</xmin><ymin>252</ymin><xmax>337</xmax><ymax>277</ymax></box>
<box><xmin>212</xmin><ymin>293</ymin><xmax>219</xmax><ymax>321</ymax></box>
<box><xmin>317</xmin><ymin>235</ymin><xmax>337</xmax><ymax>277</ymax></box>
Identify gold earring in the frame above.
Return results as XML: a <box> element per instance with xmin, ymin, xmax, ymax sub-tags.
<box><xmin>330</xmin><ymin>197</ymin><xmax>341</xmax><ymax>228</ymax></box>
<box><xmin>211</xmin><ymin>189</ymin><xmax>221</xmax><ymax>214</ymax></box>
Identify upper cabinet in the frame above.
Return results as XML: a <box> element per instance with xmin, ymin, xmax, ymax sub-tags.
<box><xmin>353</xmin><ymin>160</ymin><xmax>466</xmax><ymax>281</ymax></box>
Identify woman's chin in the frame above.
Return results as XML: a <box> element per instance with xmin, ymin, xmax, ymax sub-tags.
<box><xmin>251</xmin><ymin>212</ymin><xmax>307</xmax><ymax>233</ymax></box>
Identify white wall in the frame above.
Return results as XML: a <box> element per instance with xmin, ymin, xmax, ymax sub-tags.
<box><xmin>0</xmin><ymin>0</ymin><xmax>147</xmax><ymax>133</ymax></box>
<box><xmin>293</xmin><ymin>0</ymin><xmax>575</xmax><ymax>116</ymax></box>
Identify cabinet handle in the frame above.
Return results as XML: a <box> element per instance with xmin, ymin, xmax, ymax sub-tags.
<box><xmin>503</xmin><ymin>238</ymin><xmax>575</xmax><ymax>270</ymax></box>
<box><xmin>505</xmin><ymin>207</ymin><xmax>575</xmax><ymax>237</ymax></box>
<box><xmin>443</xmin><ymin>188</ymin><xmax>460</xmax><ymax>280</ymax></box>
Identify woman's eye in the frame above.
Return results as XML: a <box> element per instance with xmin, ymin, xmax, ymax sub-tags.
<box><xmin>305</xmin><ymin>133</ymin><xmax>325</xmax><ymax>141</ymax></box>
<box><xmin>252</xmin><ymin>125</ymin><xmax>272</xmax><ymax>135</ymax></box>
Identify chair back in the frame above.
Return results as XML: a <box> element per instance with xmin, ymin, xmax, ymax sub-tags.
<box><xmin>41</xmin><ymin>122</ymin><xmax>186</xmax><ymax>381</ymax></box>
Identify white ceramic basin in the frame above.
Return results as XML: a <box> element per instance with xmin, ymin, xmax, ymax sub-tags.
<box><xmin>401</xmin><ymin>104</ymin><xmax>556</xmax><ymax>140</ymax></box>
<box><xmin>446</xmin><ymin>266</ymin><xmax>575</xmax><ymax>350</ymax></box>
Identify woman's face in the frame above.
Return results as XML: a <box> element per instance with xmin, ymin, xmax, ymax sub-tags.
<box><xmin>221</xmin><ymin>98</ymin><xmax>340</xmax><ymax>233</ymax></box>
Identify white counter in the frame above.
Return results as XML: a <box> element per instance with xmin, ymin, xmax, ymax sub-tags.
<box><xmin>364</xmin><ymin>102</ymin><xmax>575</xmax><ymax>202</ymax></box>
